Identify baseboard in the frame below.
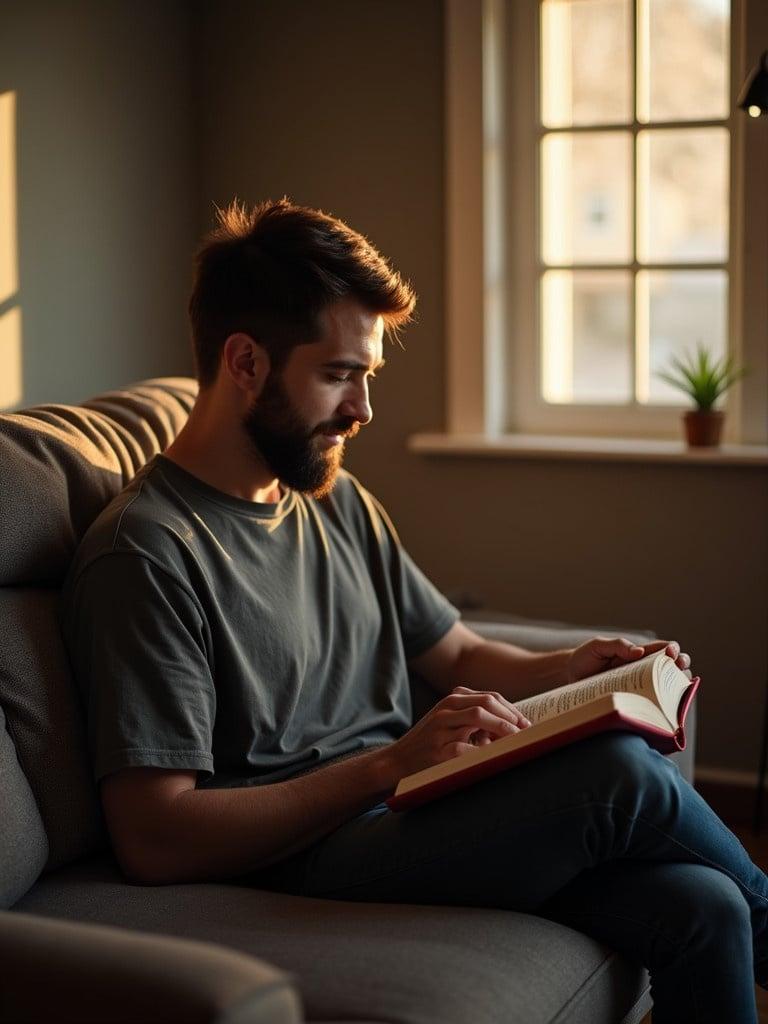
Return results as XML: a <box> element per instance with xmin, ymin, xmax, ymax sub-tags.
<box><xmin>695</xmin><ymin>765</ymin><xmax>763</xmax><ymax>828</ymax></box>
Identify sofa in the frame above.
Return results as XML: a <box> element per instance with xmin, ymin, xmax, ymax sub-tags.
<box><xmin>0</xmin><ymin>377</ymin><xmax>696</xmax><ymax>1024</ymax></box>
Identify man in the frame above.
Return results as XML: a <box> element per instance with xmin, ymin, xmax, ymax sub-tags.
<box><xmin>64</xmin><ymin>198</ymin><xmax>768</xmax><ymax>1023</ymax></box>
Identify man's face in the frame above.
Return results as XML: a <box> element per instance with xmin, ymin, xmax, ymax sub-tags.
<box><xmin>243</xmin><ymin>298</ymin><xmax>385</xmax><ymax>497</ymax></box>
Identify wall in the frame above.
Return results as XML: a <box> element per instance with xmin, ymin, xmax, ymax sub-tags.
<box><xmin>0</xmin><ymin>0</ymin><xmax>195</xmax><ymax>409</ymax></box>
<box><xmin>192</xmin><ymin>0</ymin><xmax>768</xmax><ymax>779</ymax></box>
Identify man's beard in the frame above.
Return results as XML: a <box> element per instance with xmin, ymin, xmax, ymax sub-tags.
<box><xmin>242</xmin><ymin>372</ymin><xmax>358</xmax><ymax>498</ymax></box>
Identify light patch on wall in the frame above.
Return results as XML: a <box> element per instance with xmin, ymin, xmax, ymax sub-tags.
<box><xmin>1</xmin><ymin>91</ymin><xmax>18</xmax><ymax>303</ymax></box>
<box><xmin>0</xmin><ymin>89</ymin><xmax>22</xmax><ymax>410</ymax></box>
<box><xmin>0</xmin><ymin>307</ymin><xmax>23</xmax><ymax>408</ymax></box>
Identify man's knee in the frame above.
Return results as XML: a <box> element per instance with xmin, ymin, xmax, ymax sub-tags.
<box><xmin>674</xmin><ymin>866</ymin><xmax>752</xmax><ymax>950</ymax></box>
<box><xmin>570</xmin><ymin>731</ymin><xmax>665</xmax><ymax>782</ymax></box>
<box><xmin>567</xmin><ymin>732</ymin><xmax>682</xmax><ymax>813</ymax></box>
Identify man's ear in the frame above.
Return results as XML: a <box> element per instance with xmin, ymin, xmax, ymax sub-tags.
<box><xmin>221</xmin><ymin>333</ymin><xmax>271</xmax><ymax>397</ymax></box>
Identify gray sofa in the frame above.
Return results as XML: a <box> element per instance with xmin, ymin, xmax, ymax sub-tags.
<box><xmin>0</xmin><ymin>378</ymin><xmax>694</xmax><ymax>1024</ymax></box>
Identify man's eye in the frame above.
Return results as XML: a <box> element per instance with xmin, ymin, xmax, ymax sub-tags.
<box><xmin>325</xmin><ymin>372</ymin><xmax>378</xmax><ymax>384</ymax></box>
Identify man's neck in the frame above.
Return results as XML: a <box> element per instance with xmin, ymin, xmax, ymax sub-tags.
<box><xmin>164</xmin><ymin>398</ymin><xmax>282</xmax><ymax>504</ymax></box>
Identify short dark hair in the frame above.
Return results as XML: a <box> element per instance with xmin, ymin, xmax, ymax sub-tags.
<box><xmin>188</xmin><ymin>198</ymin><xmax>417</xmax><ymax>386</ymax></box>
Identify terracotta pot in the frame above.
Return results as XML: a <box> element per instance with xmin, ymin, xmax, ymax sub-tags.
<box><xmin>683</xmin><ymin>409</ymin><xmax>724</xmax><ymax>447</ymax></box>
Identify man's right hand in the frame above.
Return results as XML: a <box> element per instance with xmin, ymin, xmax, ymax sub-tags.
<box><xmin>376</xmin><ymin>687</ymin><xmax>531</xmax><ymax>789</ymax></box>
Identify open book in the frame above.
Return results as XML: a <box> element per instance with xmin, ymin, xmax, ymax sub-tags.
<box><xmin>386</xmin><ymin>649</ymin><xmax>699</xmax><ymax>812</ymax></box>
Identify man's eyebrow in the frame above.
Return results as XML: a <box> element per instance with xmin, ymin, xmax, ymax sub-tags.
<box><xmin>322</xmin><ymin>358</ymin><xmax>387</xmax><ymax>373</ymax></box>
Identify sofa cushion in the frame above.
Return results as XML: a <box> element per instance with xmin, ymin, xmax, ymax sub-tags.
<box><xmin>15</xmin><ymin>857</ymin><xmax>651</xmax><ymax>1024</ymax></box>
<box><xmin>0</xmin><ymin>378</ymin><xmax>197</xmax><ymax>587</ymax></box>
<box><xmin>0</xmin><ymin>589</ymin><xmax>107</xmax><ymax>871</ymax></box>
<box><xmin>0</xmin><ymin>379</ymin><xmax>198</xmax><ymax>874</ymax></box>
<box><xmin>0</xmin><ymin>704</ymin><xmax>48</xmax><ymax>908</ymax></box>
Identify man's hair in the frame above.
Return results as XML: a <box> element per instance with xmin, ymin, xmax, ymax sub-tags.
<box><xmin>189</xmin><ymin>198</ymin><xmax>417</xmax><ymax>386</ymax></box>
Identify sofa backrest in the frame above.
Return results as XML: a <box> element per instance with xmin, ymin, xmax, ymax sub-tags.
<box><xmin>0</xmin><ymin>378</ymin><xmax>197</xmax><ymax>904</ymax></box>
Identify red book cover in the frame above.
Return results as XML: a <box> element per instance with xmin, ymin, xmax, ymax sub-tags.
<box><xmin>386</xmin><ymin>677</ymin><xmax>699</xmax><ymax>813</ymax></box>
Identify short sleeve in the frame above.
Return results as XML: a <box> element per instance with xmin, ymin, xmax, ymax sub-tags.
<box><xmin>63</xmin><ymin>552</ymin><xmax>216</xmax><ymax>783</ymax></box>
<box><xmin>387</xmin><ymin>543</ymin><xmax>461</xmax><ymax>659</ymax></box>
<box><xmin>348</xmin><ymin>482</ymin><xmax>461</xmax><ymax>659</ymax></box>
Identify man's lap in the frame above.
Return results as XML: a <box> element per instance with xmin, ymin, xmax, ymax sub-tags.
<box><xmin>252</xmin><ymin>732</ymin><xmax>687</xmax><ymax>910</ymax></box>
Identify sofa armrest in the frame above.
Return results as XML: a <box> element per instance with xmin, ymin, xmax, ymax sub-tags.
<box><xmin>465</xmin><ymin>613</ymin><xmax>657</xmax><ymax>651</ymax></box>
<box><xmin>0</xmin><ymin>911</ymin><xmax>302</xmax><ymax>1024</ymax></box>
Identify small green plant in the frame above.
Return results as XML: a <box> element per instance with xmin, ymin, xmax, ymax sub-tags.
<box><xmin>656</xmin><ymin>344</ymin><xmax>747</xmax><ymax>412</ymax></box>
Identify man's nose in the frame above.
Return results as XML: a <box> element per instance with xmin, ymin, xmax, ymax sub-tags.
<box><xmin>338</xmin><ymin>384</ymin><xmax>373</xmax><ymax>426</ymax></box>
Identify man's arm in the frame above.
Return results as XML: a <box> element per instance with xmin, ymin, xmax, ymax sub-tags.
<box><xmin>408</xmin><ymin>621</ymin><xmax>692</xmax><ymax>701</ymax></box>
<box><xmin>408</xmin><ymin>621</ymin><xmax>571</xmax><ymax>701</ymax></box>
<box><xmin>101</xmin><ymin>754</ymin><xmax>394</xmax><ymax>885</ymax></box>
<box><xmin>102</xmin><ymin>678</ymin><xmax>527</xmax><ymax>886</ymax></box>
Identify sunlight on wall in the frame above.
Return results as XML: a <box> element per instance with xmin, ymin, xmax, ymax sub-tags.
<box><xmin>0</xmin><ymin>307</ymin><xmax>22</xmax><ymax>407</ymax></box>
<box><xmin>0</xmin><ymin>89</ymin><xmax>22</xmax><ymax>409</ymax></box>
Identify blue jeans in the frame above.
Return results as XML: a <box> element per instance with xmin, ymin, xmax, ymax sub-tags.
<box><xmin>257</xmin><ymin>733</ymin><xmax>768</xmax><ymax>1023</ymax></box>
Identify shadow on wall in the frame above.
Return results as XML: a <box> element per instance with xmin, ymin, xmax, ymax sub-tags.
<box><xmin>0</xmin><ymin>89</ymin><xmax>22</xmax><ymax>410</ymax></box>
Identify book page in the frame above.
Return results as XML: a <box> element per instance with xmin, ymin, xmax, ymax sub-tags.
<box><xmin>515</xmin><ymin>653</ymin><xmax>659</xmax><ymax>727</ymax></box>
<box><xmin>656</xmin><ymin>655</ymin><xmax>689</xmax><ymax>722</ymax></box>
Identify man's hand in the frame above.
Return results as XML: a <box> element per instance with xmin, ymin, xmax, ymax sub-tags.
<box><xmin>568</xmin><ymin>637</ymin><xmax>692</xmax><ymax>685</ymax></box>
<box><xmin>380</xmin><ymin>687</ymin><xmax>532</xmax><ymax>785</ymax></box>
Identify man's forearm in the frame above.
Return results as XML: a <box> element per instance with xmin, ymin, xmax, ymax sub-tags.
<box><xmin>135</xmin><ymin>747</ymin><xmax>399</xmax><ymax>885</ymax></box>
<box><xmin>452</xmin><ymin>639</ymin><xmax>572</xmax><ymax>701</ymax></box>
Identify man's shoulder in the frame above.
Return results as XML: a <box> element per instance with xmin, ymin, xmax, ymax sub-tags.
<box><xmin>68</xmin><ymin>457</ymin><xmax>195</xmax><ymax>580</ymax></box>
<box><xmin>318</xmin><ymin>470</ymin><xmax>397</xmax><ymax>544</ymax></box>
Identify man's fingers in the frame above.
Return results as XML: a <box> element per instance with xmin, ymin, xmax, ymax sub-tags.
<box><xmin>602</xmin><ymin>637</ymin><xmax>645</xmax><ymax>657</ymax></box>
<box><xmin>445</xmin><ymin>705</ymin><xmax>524</xmax><ymax>741</ymax></box>
<box><xmin>465</xmin><ymin>729</ymin><xmax>495</xmax><ymax>748</ymax></box>
<box><xmin>603</xmin><ymin>637</ymin><xmax>692</xmax><ymax>673</ymax></box>
<box><xmin>640</xmin><ymin>639</ymin><xmax>676</xmax><ymax>657</ymax></box>
<box><xmin>449</xmin><ymin>688</ymin><xmax>531</xmax><ymax>727</ymax></box>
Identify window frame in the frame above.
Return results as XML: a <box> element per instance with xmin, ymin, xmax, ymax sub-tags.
<box><xmin>443</xmin><ymin>0</ymin><xmax>768</xmax><ymax>445</ymax></box>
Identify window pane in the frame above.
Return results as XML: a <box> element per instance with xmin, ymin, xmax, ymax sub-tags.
<box><xmin>637</xmin><ymin>0</ymin><xmax>729</xmax><ymax>123</ymax></box>
<box><xmin>636</xmin><ymin>270</ymin><xmax>728</xmax><ymax>404</ymax></box>
<box><xmin>541</xmin><ymin>0</ymin><xmax>632</xmax><ymax>128</ymax></box>
<box><xmin>637</xmin><ymin>128</ymin><xmax>728</xmax><ymax>263</ymax></box>
<box><xmin>542</xmin><ymin>271</ymin><xmax>632</xmax><ymax>404</ymax></box>
<box><xmin>542</xmin><ymin>132</ymin><xmax>632</xmax><ymax>265</ymax></box>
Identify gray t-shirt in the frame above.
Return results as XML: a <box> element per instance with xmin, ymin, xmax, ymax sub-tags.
<box><xmin>62</xmin><ymin>456</ymin><xmax>459</xmax><ymax>788</ymax></box>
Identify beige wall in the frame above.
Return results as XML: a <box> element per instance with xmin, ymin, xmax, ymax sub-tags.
<box><xmin>0</xmin><ymin>0</ymin><xmax>195</xmax><ymax>408</ymax></box>
<box><xmin>193</xmin><ymin>0</ymin><xmax>768</xmax><ymax>778</ymax></box>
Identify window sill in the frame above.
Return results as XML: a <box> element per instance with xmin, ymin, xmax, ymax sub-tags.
<box><xmin>408</xmin><ymin>432</ymin><xmax>768</xmax><ymax>467</ymax></box>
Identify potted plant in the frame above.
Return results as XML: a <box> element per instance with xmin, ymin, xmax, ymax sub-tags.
<box><xmin>656</xmin><ymin>344</ymin><xmax>747</xmax><ymax>447</ymax></box>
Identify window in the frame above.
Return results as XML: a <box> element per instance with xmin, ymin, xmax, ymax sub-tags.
<box><xmin>442</xmin><ymin>0</ymin><xmax>768</xmax><ymax>445</ymax></box>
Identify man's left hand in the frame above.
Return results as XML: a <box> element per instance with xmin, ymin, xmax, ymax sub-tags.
<box><xmin>568</xmin><ymin>637</ymin><xmax>692</xmax><ymax>685</ymax></box>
